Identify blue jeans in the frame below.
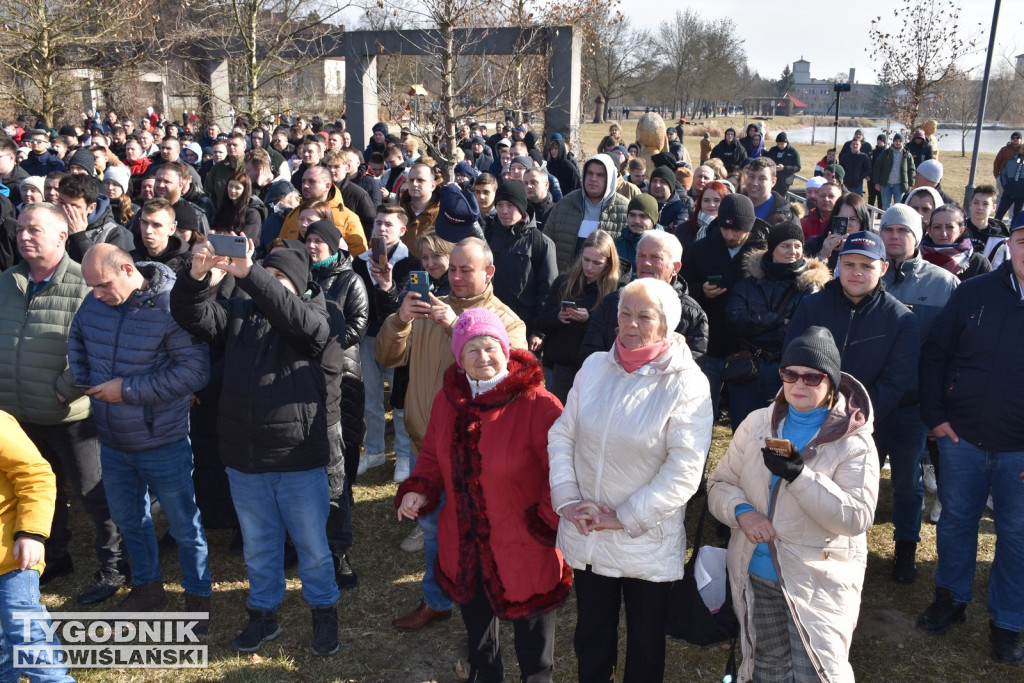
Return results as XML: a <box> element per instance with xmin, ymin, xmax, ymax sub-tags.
<box><xmin>101</xmin><ymin>438</ymin><xmax>211</xmax><ymax>595</ymax></box>
<box><xmin>0</xmin><ymin>570</ymin><xmax>74</xmax><ymax>683</ymax></box>
<box><xmin>885</xmin><ymin>404</ymin><xmax>927</xmax><ymax>543</ymax></box>
<box><xmin>227</xmin><ymin>467</ymin><xmax>339</xmax><ymax>610</ymax></box>
<box><xmin>935</xmin><ymin>439</ymin><xmax>1024</xmax><ymax>631</ymax></box>
<box><xmin>418</xmin><ymin>494</ymin><xmax>453</xmax><ymax>612</ymax></box>
<box><xmin>701</xmin><ymin>355</ymin><xmax>726</xmax><ymax>419</ymax></box>
<box><xmin>359</xmin><ymin>336</ymin><xmax>412</xmax><ymax>457</ymax></box>
<box><xmin>881</xmin><ymin>183</ymin><xmax>903</xmax><ymax>209</ymax></box>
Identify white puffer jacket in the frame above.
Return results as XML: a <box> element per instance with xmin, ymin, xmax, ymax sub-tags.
<box><xmin>548</xmin><ymin>333</ymin><xmax>713</xmax><ymax>582</ymax></box>
<box><xmin>707</xmin><ymin>373</ymin><xmax>879</xmax><ymax>683</ymax></box>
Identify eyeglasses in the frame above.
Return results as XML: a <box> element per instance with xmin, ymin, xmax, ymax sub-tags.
<box><xmin>28</xmin><ymin>139</ymin><xmax>48</xmax><ymax>145</ymax></box>
<box><xmin>779</xmin><ymin>368</ymin><xmax>828</xmax><ymax>386</ymax></box>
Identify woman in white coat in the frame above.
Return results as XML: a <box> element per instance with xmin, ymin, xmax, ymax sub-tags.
<box><xmin>548</xmin><ymin>278</ymin><xmax>713</xmax><ymax>683</ymax></box>
<box><xmin>708</xmin><ymin>326</ymin><xmax>879</xmax><ymax>682</ymax></box>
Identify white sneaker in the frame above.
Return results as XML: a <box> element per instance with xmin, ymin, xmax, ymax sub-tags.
<box><xmin>930</xmin><ymin>499</ymin><xmax>942</xmax><ymax>523</ymax></box>
<box><xmin>400</xmin><ymin>526</ymin><xmax>425</xmax><ymax>552</ymax></box>
<box><xmin>922</xmin><ymin>463</ymin><xmax>938</xmax><ymax>494</ymax></box>
<box><xmin>357</xmin><ymin>452</ymin><xmax>386</xmax><ymax>476</ymax></box>
<box><xmin>393</xmin><ymin>457</ymin><xmax>411</xmax><ymax>483</ymax></box>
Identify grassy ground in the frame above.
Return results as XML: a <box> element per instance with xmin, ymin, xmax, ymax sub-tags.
<box><xmin>41</xmin><ymin>414</ymin><xmax>1018</xmax><ymax>682</ymax></box>
<box><xmin>579</xmin><ymin>120</ymin><xmax>997</xmax><ymax>205</ymax></box>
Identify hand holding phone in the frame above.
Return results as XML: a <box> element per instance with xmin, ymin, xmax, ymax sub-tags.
<box><xmin>370</xmin><ymin>236</ymin><xmax>388</xmax><ymax>270</ymax></box>
<box><xmin>764</xmin><ymin>437</ymin><xmax>793</xmax><ymax>459</ymax></box>
<box><xmin>407</xmin><ymin>271</ymin><xmax>431</xmax><ymax>301</ymax></box>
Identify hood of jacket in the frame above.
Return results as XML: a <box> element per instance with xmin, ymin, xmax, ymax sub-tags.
<box><xmin>128</xmin><ymin>262</ymin><xmax>176</xmax><ymax>311</ymax></box>
<box><xmin>582</xmin><ymin>153</ymin><xmax>618</xmax><ymax>207</ymax></box>
<box><xmin>769</xmin><ymin>371</ymin><xmax>872</xmax><ymax>450</ymax></box>
<box><xmin>741</xmin><ymin>249</ymin><xmax>830</xmax><ymax>291</ymax></box>
<box><xmin>86</xmin><ymin>194</ymin><xmax>115</xmax><ymax>231</ymax></box>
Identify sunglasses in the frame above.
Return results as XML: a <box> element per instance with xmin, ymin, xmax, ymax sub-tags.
<box><xmin>779</xmin><ymin>368</ymin><xmax>828</xmax><ymax>386</ymax></box>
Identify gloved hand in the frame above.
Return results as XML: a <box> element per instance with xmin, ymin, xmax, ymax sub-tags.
<box><xmin>762</xmin><ymin>445</ymin><xmax>804</xmax><ymax>483</ymax></box>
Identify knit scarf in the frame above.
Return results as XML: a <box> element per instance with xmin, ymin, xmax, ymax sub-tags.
<box><xmin>614</xmin><ymin>336</ymin><xmax>669</xmax><ymax>373</ymax></box>
<box><xmin>919</xmin><ymin>236</ymin><xmax>972</xmax><ymax>275</ymax></box>
<box><xmin>312</xmin><ymin>252</ymin><xmax>339</xmax><ymax>270</ymax></box>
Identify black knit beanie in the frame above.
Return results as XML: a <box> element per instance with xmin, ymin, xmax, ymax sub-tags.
<box><xmin>263</xmin><ymin>248</ymin><xmax>310</xmax><ymax>294</ymax></box>
<box><xmin>781</xmin><ymin>326</ymin><xmax>842</xmax><ymax>390</ymax></box>
<box><xmin>494</xmin><ymin>179</ymin><xmax>529</xmax><ymax>217</ymax></box>
<box><xmin>304</xmin><ymin>219</ymin><xmax>343</xmax><ymax>254</ymax></box>
<box><xmin>767</xmin><ymin>221</ymin><xmax>806</xmax><ymax>253</ymax></box>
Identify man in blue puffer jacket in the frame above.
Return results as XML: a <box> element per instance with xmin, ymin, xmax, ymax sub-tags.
<box><xmin>68</xmin><ymin>245</ymin><xmax>211</xmax><ymax>620</ymax></box>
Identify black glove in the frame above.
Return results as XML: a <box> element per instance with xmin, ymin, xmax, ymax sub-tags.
<box><xmin>762</xmin><ymin>446</ymin><xmax>804</xmax><ymax>483</ymax></box>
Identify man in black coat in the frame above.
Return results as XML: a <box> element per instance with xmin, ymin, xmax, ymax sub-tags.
<box><xmin>763</xmin><ymin>132</ymin><xmax>801</xmax><ymax>196</ymax></box>
<box><xmin>170</xmin><ymin>239</ymin><xmax>341</xmax><ymax>656</ymax></box>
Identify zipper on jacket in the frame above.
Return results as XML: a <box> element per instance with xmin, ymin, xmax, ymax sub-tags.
<box><xmin>107</xmin><ymin>308</ymin><xmax>128</xmax><ymax>437</ymax></box>
<box><xmin>839</xmin><ymin>307</ymin><xmax>856</xmax><ymax>358</ymax></box>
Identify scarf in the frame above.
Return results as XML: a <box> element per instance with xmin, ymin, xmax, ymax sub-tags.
<box><xmin>614</xmin><ymin>336</ymin><xmax>669</xmax><ymax>373</ymax></box>
<box><xmin>919</xmin><ymin>236</ymin><xmax>972</xmax><ymax>275</ymax></box>
<box><xmin>312</xmin><ymin>252</ymin><xmax>339</xmax><ymax>270</ymax></box>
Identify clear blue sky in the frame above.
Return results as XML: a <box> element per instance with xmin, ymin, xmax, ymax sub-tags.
<box><xmin>622</xmin><ymin>0</ymin><xmax>1020</xmax><ymax>84</ymax></box>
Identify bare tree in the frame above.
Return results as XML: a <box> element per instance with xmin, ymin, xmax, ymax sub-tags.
<box><xmin>868</xmin><ymin>0</ymin><xmax>979</xmax><ymax>130</ymax></box>
<box><xmin>940</xmin><ymin>68</ymin><xmax>979</xmax><ymax>156</ymax></box>
<box><xmin>586</xmin><ymin>17</ymin><xmax>654</xmax><ymax>122</ymax></box>
<box><xmin>0</xmin><ymin>0</ymin><xmax>153</xmax><ymax>125</ymax></box>
<box><xmin>655</xmin><ymin>9</ymin><xmax>704</xmax><ymax>117</ymax></box>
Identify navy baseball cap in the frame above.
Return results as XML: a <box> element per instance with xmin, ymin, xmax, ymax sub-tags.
<box><xmin>839</xmin><ymin>231</ymin><xmax>886</xmax><ymax>260</ymax></box>
<box><xmin>435</xmin><ymin>184</ymin><xmax>483</xmax><ymax>243</ymax></box>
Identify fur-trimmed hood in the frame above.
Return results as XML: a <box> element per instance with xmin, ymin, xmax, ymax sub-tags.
<box><xmin>740</xmin><ymin>249</ymin><xmax>830</xmax><ymax>292</ymax></box>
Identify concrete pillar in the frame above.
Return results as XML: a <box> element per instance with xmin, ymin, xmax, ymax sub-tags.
<box><xmin>546</xmin><ymin>26</ymin><xmax>582</xmax><ymax>156</ymax></box>
<box><xmin>199</xmin><ymin>59</ymin><xmax>232</xmax><ymax>130</ymax></box>
<box><xmin>343</xmin><ymin>37</ymin><xmax>379</xmax><ymax>155</ymax></box>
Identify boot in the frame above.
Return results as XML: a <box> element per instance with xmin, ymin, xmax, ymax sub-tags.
<box><xmin>78</xmin><ymin>561</ymin><xmax>130</xmax><ymax>605</ymax></box>
<box><xmin>333</xmin><ymin>551</ymin><xmax>358</xmax><ymax>590</ymax></box>
<box><xmin>114</xmin><ymin>581</ymin><xmax>167</xmax><ymax>612</ymax></box>
<box><xmin>230</xmin><ymin>607</ymin><xmax>281</xmax><ymax>652</ymax></box>
<box><xmin>892</xmin><ymin>540</ymin><xmax>918</xmax><ymax>584</ymax></box>
<box><xmin>311</xmin><ymin>605</ymin><xmax>339</xmax><ymax>656</ymax></box>
<box><xmin>184</xmin><ymin>593</ymin><xmax>211</xmax><ymax>636</ymax></box>
<box><xmin>990</xmin><ymin>620</ymin><xmax>1024</xmax><ymax>665</ymax></box>
<box><xmin>917</xmin><ymin>588</ymin><xmax>966</xmax><ymax>635</ymax></box>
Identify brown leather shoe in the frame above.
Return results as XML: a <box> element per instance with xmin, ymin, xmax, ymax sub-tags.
<box><xmin>392</xmin><ymin>601</ymin><xmax>452</xmax><ymax>631</ymax></box>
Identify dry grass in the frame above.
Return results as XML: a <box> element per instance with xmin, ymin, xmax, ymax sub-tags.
<box><xmin>40</xmin><ymin>413</ymin><xmax>1021</xmax><ymax>682</ymax></box>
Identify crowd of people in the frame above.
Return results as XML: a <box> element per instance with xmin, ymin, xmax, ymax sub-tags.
<box><xmin>0</xmin><ymin>107</ymin><xmax>1022</xmax><ymax>682</ymax></box>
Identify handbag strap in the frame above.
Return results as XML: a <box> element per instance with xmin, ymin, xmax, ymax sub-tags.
<box><xmin>687</xmin><ymin>445</ymin><xmax>715</xmax><ymax>566</ymax></box>
<box><xmin>773</xmin><ymin>283</ymin><xmax>800</xmax><ymax>318</ymax></box>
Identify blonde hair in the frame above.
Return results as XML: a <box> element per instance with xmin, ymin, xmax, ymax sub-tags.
<box><xmin>417</xmin><ymin>231</ymin><xmax>455</xmax><ymax>259</ymax></box>
<box><xmin>562</xmin><ymin>230</ymin><xmax>620</xmax><ymax>310</ymax></box>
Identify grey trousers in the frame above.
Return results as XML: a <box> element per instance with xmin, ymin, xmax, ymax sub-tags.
<box><xmin>748</xmin><ymin>573</ymin><xmax>818</xmax><ymax>683</ymax></box>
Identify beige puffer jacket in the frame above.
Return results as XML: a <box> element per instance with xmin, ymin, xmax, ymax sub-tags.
<box><xmin>548</xmin><ymin>333</ymin><xmax>713</xmax><ymax>582</ymax></box>
<box><xmin>707</xmin><ymin>373</ymin><xmax>879</xmax><ymax>683</ymax></box>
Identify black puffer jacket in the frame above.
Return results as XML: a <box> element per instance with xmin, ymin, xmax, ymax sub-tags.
<box><xmin>535</xmin><ymin>274</ymin><xmax>613</xmax><ymax>368</ymax></box>
<box><xmin>725</xmin><ymin>250</ymin><xmax>830</xmax><ymax>360</ymax></box>
<box><xmin>170</xmin><ymin>263</ymin><xmax>331</xmax><ymax>473</ymax></box>
<box><xmin>682</xmin><ymin>219</ymin><xmax>770</xmax><ymax>358</ymax></box>
<box><xmin>484</xmin><ymin>211</ymin><xmax>558</xmax><ymax>337</ymax></box>
<box><xmin>313</xmin><ymin>251</ymin><xmax>369</xmax><ymax>460</ymax></box>
<box><xmin>579</xmin><ymin>276</ymin><xmax>708</xmax><ymax>365</ymax></box>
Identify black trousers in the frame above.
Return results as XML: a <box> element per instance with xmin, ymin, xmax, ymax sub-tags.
<box><xmin>573</xmin><ymin>566</ymin><xmax>672</xmax><ymax>683</ymax></box>
<box><xmin>21</xmin><ymin>418</ymin><xmax>124</xmax><ymax>569</ymax></box>
<box><xmin>459</xmin><ymin>582</ymin><xmax>557</xmax><ymax>683</ymax></box>
<box><xmin>325</xmin><ymin>422</ymin><xmax>353</xmax><ymax>551</ymax></box>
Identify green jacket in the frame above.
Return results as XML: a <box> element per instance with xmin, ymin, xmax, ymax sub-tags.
<box><xmin>545</xmin><ymin>189</ymin><xmax>630</xmax><ymax>273</ymax></box>
<box><xmin>872</xmin><ymin>148</ymin><xmax>916</xmax><ymax>192</ymax></box>
<box><xmin>0</xmin><ymin>254</ymin><xmax>91</xmax><ymax>425</ymax></box>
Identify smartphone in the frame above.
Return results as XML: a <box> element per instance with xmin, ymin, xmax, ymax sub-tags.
<box><xmin>830</xmin><ymin>216</ymin><xmax>849</xmax><ymax>236</ymax></box>
<box><xmin>560</xmin><ymin>300</ymin><xmax>576</xmax><ymax>311</ymax></box>
<box><xmin>74</xmin><ymin>383</ymin><xmax>93</xmax><ymax>391</ymax></box>
<box><xmin>207</xmin><ymin>233</ymin><xmax>248</xmax><ymax>258</ymax></box>
<box><xmin>407</xmin><ymin>271</ymin><xmax>430</xmax><ymax>301</ymax></box>
<box><xmin>764</xmin><ymin>437</ymin><xmax>794</xmax><ymax>459</ymax></box>
<box><xmin>707</xmin><ymin>274</ymin><xmax>724</xmax><ymax>287</ymax></box>
<box><xmin>370</xmin><ymin>236</ymin><xmax>388</xmax><ymax>270</ymax></box>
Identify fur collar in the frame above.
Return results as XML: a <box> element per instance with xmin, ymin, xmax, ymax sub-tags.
<box><xmin>443</xmin><ymin>349</ymin><xmax>543</xmax><ymax>412</ymax></box>
<box><xmin>741</xmin><ymin>249</ymin><xmax>830</xmax><ymax>292</ymax></box>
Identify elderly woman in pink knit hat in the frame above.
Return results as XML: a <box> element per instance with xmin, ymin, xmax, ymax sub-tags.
<box><xmin>396</xmin><ymin>308</ymin><xmax>569</xmax><ymax>683</ymax></box>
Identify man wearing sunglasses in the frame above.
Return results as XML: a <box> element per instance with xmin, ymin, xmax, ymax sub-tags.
<box><xmin>784</xmin><ymin>228</ymin><xmax>919</xmax><ymax>462</ymax></box>
<box><xmin>20</xmin><ymin>130</ymin><xmax>66</xmax><ymax>177</ymax></box>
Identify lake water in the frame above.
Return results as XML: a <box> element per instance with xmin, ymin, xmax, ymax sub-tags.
<box><xmin>778</xmin><ymin>126</ymin><xmax>1013</xmax><ymax>155</ymax></box>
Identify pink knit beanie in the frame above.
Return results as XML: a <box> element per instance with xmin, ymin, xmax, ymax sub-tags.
<box><xmin>451</xmin><ymin>308</ymin><xmax>510</xmax><ymax>369</ymax></box>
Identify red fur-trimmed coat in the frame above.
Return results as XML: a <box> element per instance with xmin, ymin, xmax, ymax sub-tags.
<box><xmin>396</xmin><ymin>349</ymin><xmax>572</xmax><ymax>620</ymax></box>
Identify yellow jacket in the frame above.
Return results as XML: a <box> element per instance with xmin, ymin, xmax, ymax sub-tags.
<box><xmin>278</xmin><ymin>184</ymin><xmax>368</xmax><ymax>255</ymax></box>
<box><xmin>0</xmin><ymin>411</ymin><xmax>56</xmax><ymax>576</ymax></box>
<box><xmin>374</xmin><ymin>284</ymin><xmax>526</xmax><ymax>453</ymax></box>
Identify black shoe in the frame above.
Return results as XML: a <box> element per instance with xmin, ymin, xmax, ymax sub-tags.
<box><xmin>77</xmin><ymin>563</ymin><xmax>130</xmax><ymax>605</ymax></box>
<box><xmin>39</xmin><ymin>555</ymin><xmax>73</xmax><ymax>586</ymax></box>
<box><xmin>227</xmin><ymin>528</ymin><xmax>244</xmax><ymax>556</ymax></box>
<box><xmin>283</xmin><ymin>540</ymin><xmax>298</xmax><ymax>571</ymax></box>
<box><xmin>333</xmin><ymin>551</ymin><xmax>358</xmax><ymax>590</ymax></box>
<box><xmin>990</xmin><ymin>620</ymin><xmax>1024</xmax><ymax>665</ymax></box>
<box><xmin>311</xmin><ymin>605</ymin><xmax>339</xmax><ymax>656</ymax></box>
<box><xmin>917</xmin><ymin>588</ymin><xmax>967</xmax><ymax>635</ymax></box>
<box><xmin>230</xmin><ymin>607</ymin><xmax>281</xmax><ymax>653</ymax></box>
<box><xmin>892</xmin><ymin>540</ymin><xmax>918</xmax><ymax>584</ymax></box>
<box><xmin>158</xmin><ymin>531</ymin><xmax>176</xmax><ymax>553</ymax></box>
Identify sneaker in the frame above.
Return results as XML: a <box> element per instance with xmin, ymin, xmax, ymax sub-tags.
<box><xmin>184</xmin><ymin>593</ymin><xmax>211</xmax><ymax>636</ymax></box>
<box><xmin>917</xmin><ymin>588</ymin><xmax>967</xmax><ymax>635</ymax></box>
<box><xmin>77</xmin><ymin>563</ymin><xmax>130</xmax><ymax>605</ymax></box>
<box><xmin>990</xmin><ymin>620</ymin><xmax>1024</xmax><ymax>665</ymax></box>
<box><xmin>922</xmin><ymin>463</ymin><xmax>938</xmax><ymax>494</ymax></box>
<box><xmin>231</xmin><ymin>607</ymin><xmax>281</xmax><ymax>652</ymax></box>
<box><xmin>357</xmin><ymin>452</ymin><xmax>386</xmax><ymax>476</ymax></box>
<box><xmin>311</xmin><ymin>605</ymin><xmax>339</xmax><ymax>656</ymax></box>
<box><xmin>114</xmin><ymin>581</ymin><xmax>167</xmax><ymax>612</ymax></box>
<box><xmin>892</xmin><ymin>540</ymin><xmax>918</xmax><ymax>584</ymax></box>
<box><xmin>333</xmin><ymin>552</ymin><xmax>358</xmax><ymax>590</ymax></box>
<box><xmin>929</xmin><ymin>499</ymin><xmax>942</xmax><ymax>524</ymax></box>
<box><xmin>394</xmin><ymin>457</ymin><xmax>411</xmax><ymax>483</ymax></box>
<box><xmin>401</xmin><ymin>526</ymin><xmax>425</xmax><ymax>552</ymax></box>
